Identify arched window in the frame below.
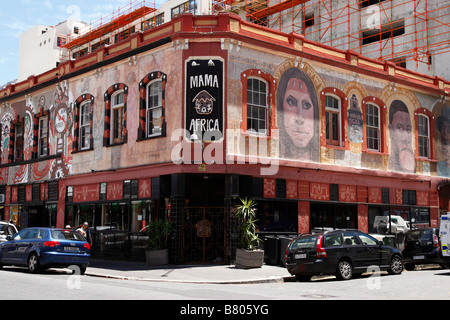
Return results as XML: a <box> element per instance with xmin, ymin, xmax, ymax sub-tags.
<box><xmin>320</xmin><ymin>87</ymin><xmax>348</xmax><ymax>149</ymax></box>
<box><xmin>362</xmin><ymin>96</ymin><xmax>387</xmax><ymax>154</ymax></box>
<box><xmin>138</xmin><ymin>72</ymin><xmax>167</xmax><ymax>140</ymax></box>
<box><xmin>240</xmin><ymin>69</ymin><xmax>277</xmax><ymax>137</ymax></box>
<box><xmin>415</xmin><ymin>108</ymin><xmax>436</xmax><ymax>160</ymax></box>
<box><xmin>104</xmin><ymin>83</ymin><xmax>128</xmax><ymax>146</ymax></box>
<box><xmin>73</xmin><ymin>94</ymin><xmax>94</xmax><ymax>152</ymax></box>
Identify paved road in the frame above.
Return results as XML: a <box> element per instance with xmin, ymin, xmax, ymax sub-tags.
<box><xmin>0</xmin><ymin>266</ymin><xmax>449</xmax><ymax>301</ymax></box>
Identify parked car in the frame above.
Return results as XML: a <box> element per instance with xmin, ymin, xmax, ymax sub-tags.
<box><xmin>0</xmin><ymin>221</ymin><xmax>18</xmax><ymax>243</ymax></box>
<box><xmin>0</xmin><ymin>228</ymin><xmax>90</xmax><ymax>274</ymax></box>
<box><xmin>285</xmin><ymin>229</ymin><xmax>403</xmax><ymax>281</ymax></box>
<box><xmin>403</xmin><ymin>228</ymin><xmax>444</xmax><ymax>270</ymax></box>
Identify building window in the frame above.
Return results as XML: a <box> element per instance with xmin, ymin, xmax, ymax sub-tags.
<box><xmin>325</xmin><ymin>95</ymin><xmax>341</xmax><ymax>146</ymax></box>
<box><xmin>414</xmin><ymin>108</ymin><xmax>436</xmax><ymax>161</ymax></box>
<box><xmin>104</xmin><ymin>84</ymin><xmax>128</xmax><ymax>146</ymax></box>
<box><xmin>366</xmin><ymin>103</ymin><xmax>380</xmax><ymax>151</ymax></box>
<box><xmin>171</xmin><ymin>0</ymin><xmax>197</xmax><ymax>18</ymax></box>
<box><xmin>147</xmin><ymin>80</ymin><xmax>163</xmax><ymax>137</ymax></box>
<box><xmin>138</xmin><ymin>72</ymin><xmax>167</xmax><ymax>140</ymax></box>
<box><xmin>14</xmin><ymin>122</ymin><xmax>24</xmax><ymax>162</ymax></box>
<box><xmin>73</xmin><ymin>94</ymin><xmax>94</xmax><ymax>152</ymax></box>
<box><xmin>80</xmin><ymin>101</ymin><xmax>92</xmax><ymax>150</ymax></box>
<box><xmin>247</xmin><ymin>78</ymin><xmax>268</xmax><ymax>135</ymax></box>
<box><xmin>142</xmin><ymin>13</ymin><xmax>165</xmax><ymax>31</ymax></box>
<box><xmin>240</xmin><ymin>70</ymin><xmax>276</xmax><ymax>137</ymax></box>
<box><xmin>112</xmin><ymin>91</ymin><xmax>125</xmax><ymax>144</ymax></box>
<box><xmin>418</xmin><ymin>114</ymin><xmax>430</xmax><ymax>158</ymax></box>
<box><xmin>38</xmin><ymin>116</ymin><xmax>49</xmax><ymax>157</ymax></box>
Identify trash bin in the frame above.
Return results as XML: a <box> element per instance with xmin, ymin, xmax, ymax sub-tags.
<box><xmin>279</xmin><ymin>236</ymin><xmax>295</xmax><ymax>267</ymax></box>
<box><xmin>264</xmin><ymin>236</ymin><xmax>280</xmax><ymax>266</ymax></box>
<box><xmin>383</xmin><ymin>235</ymin><xmax>395</xmax><ymax>247</ymax></box>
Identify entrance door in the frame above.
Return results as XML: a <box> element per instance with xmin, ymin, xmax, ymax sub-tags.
<box><xmin>182</xmin><ymin>207</ymin><xmax>225</xmax><ymax>264</ymax></box>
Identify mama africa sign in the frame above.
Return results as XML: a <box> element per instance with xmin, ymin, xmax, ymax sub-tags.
<box><xmin>185</xmin><ymin>58</ymin><xmax>224</xmax><ymax>142</ymax></box>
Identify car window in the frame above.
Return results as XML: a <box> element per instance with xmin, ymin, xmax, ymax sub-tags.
<box><xmin>290</xmin><ymin>236</ymin><xmax>318</xmax><ymax>250</ymax></box>
<box><xmin>343</xmin><ymin>232</ymin><xmax>360</xmax><ymax>246</ymax></box>
<box><xmin>324</xmin><ymin>234</ymin><xmax>342</xmax><ymax>247</ymax></box>
<box><xmin>51</xmin><ymin>230</ymin><xmax>85</xmax><ymax>241</ymax></box>
<box><xmin>23</xmin><ymin>229</ymin><xmax>38</xmax><ymax>240</ymax></box>
<box><xmin>358</xmin><ymin>233</ymin><xmax>378</xmax><ymax>245</ymax></box>
<box><xmin>37</xmin><ymin>229</ymin><xmax>46</xmax><ymax>239</ymax></box>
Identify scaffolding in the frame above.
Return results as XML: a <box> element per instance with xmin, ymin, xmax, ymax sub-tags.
<box><xmin>61</xmin><ymin>0</ymin><xmax>157</xmax><ymax>61</ymax></box>
<box><xmin>213</xmin><ymin>0</ymin><xmax>450</xmax><ymax>70</ymax></box>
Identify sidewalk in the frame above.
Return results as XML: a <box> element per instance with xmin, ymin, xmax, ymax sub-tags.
<box><xmin>86</xmin><ymin>260</ymin><xmax>294</xmax><ymax>284</ymax></box>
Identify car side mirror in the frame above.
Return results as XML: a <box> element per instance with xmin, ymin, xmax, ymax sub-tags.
<box><xmin>6</xmin><ymin>235</ymin><xmax>13</xmax><ymax>241</ymax></box>
<box><xmin>377</xmin><ymin>240</ymin><xmax>384</xmax><ymax>246</ymax></box>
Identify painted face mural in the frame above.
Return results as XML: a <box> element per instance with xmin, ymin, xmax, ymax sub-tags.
<box><xmin>437</xmin><ymin>105</ymin><xmax>450</xmax><ymax>177</ymax></box>
<box><xmin>277</xmin><ymin>68</ymin><xmax>319</xmax><ymax>162</ymax></box>
<box><xmin>388</xmin><ymin>100</ymin><xmax>415</xmax><ymax>173</ymax></box>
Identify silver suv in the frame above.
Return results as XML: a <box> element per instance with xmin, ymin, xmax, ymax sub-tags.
<box><xmin>0</xmin><ymin>221</ymin><xmax>18</xmax><ymax>243</ymax></box>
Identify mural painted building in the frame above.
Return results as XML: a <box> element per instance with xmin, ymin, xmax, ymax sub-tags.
<box><xmin>0</xmin><ymin>10</ymin><xmax>449</xmax><ymax>263</ymax></box>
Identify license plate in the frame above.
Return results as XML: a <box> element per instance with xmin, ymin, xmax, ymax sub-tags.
<box><xmin>64</xmin><ymin>247</ymin><xmax>80</xmax><ymax>252</ymax></box>
<box><xmin>413</xmin><ymin>255</ymin><xmax>425</xmax><ymax>260</ymax></box>
<box><xmin>295</xmin><ymin>253</ymin><xmax>307</xmax><ymax>259</ymax></box>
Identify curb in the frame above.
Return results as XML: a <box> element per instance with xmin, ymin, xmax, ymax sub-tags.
<box><xmin>85</xmin><ymin>271</ymin><xmax>290</xmax><ymax>284</ymax></box>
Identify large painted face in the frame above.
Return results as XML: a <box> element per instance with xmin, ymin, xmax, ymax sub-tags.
<box><xmin>282</xmin><ymin>77</ymin><xmax>315</xmax><ymax>148</ymax></box>
<box><xmin>390</xmin><ymin>110</ymin><xmax>414</xmax><ymax>171</ymax></box>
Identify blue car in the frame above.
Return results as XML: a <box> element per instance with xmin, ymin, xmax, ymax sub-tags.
<box><xmin>0</xmin><ymin>228</ymin><xmax>90</xmax><ymax>274</ymax></box>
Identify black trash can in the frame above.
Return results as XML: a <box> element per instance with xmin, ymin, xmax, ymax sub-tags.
<box><xmin>279</xmin><ymin>236</ymin><xmax>295</xmax><ymax>267</ymax></box>
<box><xmin>264</xmin><ymin>236</ymin><xmax>280</xmax><ymax>266</ymax></box>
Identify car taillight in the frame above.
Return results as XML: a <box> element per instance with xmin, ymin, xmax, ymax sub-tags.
<box><xmin>285</xmin><ymin>239</ymin><xmax>294</xmax><ymax>261</ymax></box>
<box><xmin>316</xmin><ymin>235</ymin><xmax>327</xmax><ymax>258</ymax></box>
<box><xmin>83</xmin><ymin>243</ymin><xmax>91</xmax><ymax>251</ymax></box>
<box><xmin>433</xmin><ymin>234</ymin><xmax>439</xmax><ymax>248</ymax></box>
<box><xmin>44</xmin><ymin>241</ymin><xmax>60</xmax><ymax>247</ymax></box>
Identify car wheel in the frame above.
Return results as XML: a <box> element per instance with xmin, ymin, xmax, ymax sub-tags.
<box><xmin>336</xmin><ymin>259</ymin><xmax>353</xmax><ymax>280</ymax></box>
<box><xmin>388</xmin><ymin>255</ymin><xmax>403</xmax><ymax>275</ymax></box>
<box><xmin>28</xmin><ymin>253</ymin><xmax>41</xmax><ymax>274</ymax></box>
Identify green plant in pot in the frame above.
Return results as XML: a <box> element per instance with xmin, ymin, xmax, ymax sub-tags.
<box><xmin>234</xmin><ymin>198</ymin><xmax>264</xmax><ymax>269</ymax></box>
<box><xmin>145</xmin><ymin>219</ymin><xmax>174</xmax><ymax>266</ymax></box>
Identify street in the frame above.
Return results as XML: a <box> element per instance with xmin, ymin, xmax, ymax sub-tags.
<box><xmin>0</xmin><ymin>266</ymin><xmax>449</xmax><ymax>301</ymax></box>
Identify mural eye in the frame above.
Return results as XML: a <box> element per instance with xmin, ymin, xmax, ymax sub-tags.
<box><xmin>286</xmin><ymin>96</ymin><xmax>297</xmax><ymax>108</ymax></box>
<box><xmin>303</xmin><ymin>101</ymin><xmax>312</xmax><ymax>110</ymax></box>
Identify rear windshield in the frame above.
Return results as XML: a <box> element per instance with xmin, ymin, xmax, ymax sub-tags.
<box><xmin>51</xmin><ymin>230</ymin><xmax>85</xmax><ymax>241</ymax></box>
<box><xmin>406</xmin><ymin>229</ymin><xmax>433</xmax><ymax>241</ymax></box>
<box><xmin>290</xmin><ymin>235</ymin><xmax>319</xmax><ymax>250</ymax></box>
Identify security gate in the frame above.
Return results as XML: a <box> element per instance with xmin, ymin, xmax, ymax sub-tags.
<box><xmin>182</xmin><ymin>207</ymin><xmax>226</xmax><ymax>264</ymax></box>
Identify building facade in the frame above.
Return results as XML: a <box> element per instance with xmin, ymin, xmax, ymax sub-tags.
<box><xmin>0</xmin><ymin>11</ymin><xmax>449</xmax><ymax>263</ymax></box>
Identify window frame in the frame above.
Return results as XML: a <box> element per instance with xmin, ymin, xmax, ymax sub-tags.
<box><xmin>73</xmin><ymin>94</ymin><xmax>94</xmax><ymax>153</ymax></box>
<box><xmin>38</xmin><ymin>116</ymin><xmax>49</xmax><ymax>158</ymax></box>
<box><xmin>414</xmin><ymin>108</ymin><xmax>436</xmax><ymax>161</ymax></box>
<box><xmin>417</xmin><ymin>114</ymin><xmax>430</xmax><ymax>159</ymax></box>
<box><xmin>80</xmin><ymin>100</ymin><xmax>92</xmax><ymax>150</ymax></box>
<box><xmin>246</xmin><ymin>77</ymin><xmax>269</xmax><ymax>136</ymax></box>
<box><xmin>365</xmin><ymin>102</ymin><xmax>380</xmax><ymax>152</ymax></box>
<box><xmin>111</xmin><ymin>90</ymin><xmax>125</xmax><ymax>145</ymax></box>
<box><xmin>240</xmin><ymin>69</ymin><xmax>277</xmax><ymax>137</ymax></box>
<box><xmin>320</xmin><ymin>88</ymin><xmax>348</xmax><ymax>149</ymax></box>
<box><xmin>362</xmin><ymin>96</ymin><xmax>387</xmax><ymax>154</ymax></box>
<box><xmin>138</xmin><ymin>72</ymin><xmax>167</xmax><ymax>141</ymax></box>
<box><xmin>146</xmin><ymin>79</ymin><xmax>163</xmax><ymax>138</ymax></box>
<box><xmin>104</xmin><ymin>83</ymin><xmax>128</xmax><ymax>147</ymax></box>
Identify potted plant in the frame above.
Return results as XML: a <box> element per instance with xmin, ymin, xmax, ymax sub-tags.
<box><xmin>145</xmin><ymin>219</ymin><xmax>174</xmax><ymax>266</ymax></box>
<box><xmin>234</xmin><ymin>198</ymin><xmax>264</xmax><ymax>269</ymax></box>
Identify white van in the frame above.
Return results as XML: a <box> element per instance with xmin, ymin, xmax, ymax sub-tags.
<box><xmin>439</xmin><ymin>214</ymin><xmax>450</xmax><ymax>268</ymax></box>
<box><xmin>373</xmin><ymin>215</ymin><xmax>410</xmax><ymax>234</ymax></box>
